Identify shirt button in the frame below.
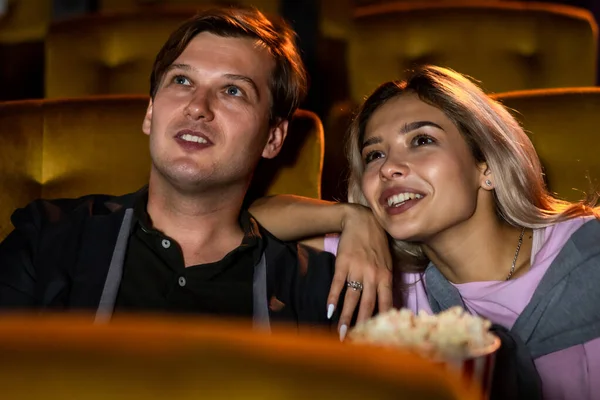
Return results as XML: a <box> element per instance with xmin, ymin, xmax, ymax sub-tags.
<box><xmin>161</xmin><ymin>239</ymin><xmax>171</xmax><ymax>249</ymax></box>
<box><xmin>178</xmin><ymin>276</ymin><xmax>186</xmax><ymax>287</ymax></box>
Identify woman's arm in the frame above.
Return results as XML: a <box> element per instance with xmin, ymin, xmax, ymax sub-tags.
<box><xmin>250</xmin><ymin>195</ymin><xmax>393</xmax><ymax>338</ymax></box>
<box><xmin>249</xmin><ymin>195</ymin><xmax>351</xmax><ymax>247</ymax></box>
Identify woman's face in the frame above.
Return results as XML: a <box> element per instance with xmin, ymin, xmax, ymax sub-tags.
<box><xmin>360</xmin><ymin>93</ymin><xmax>486</xmax><ymax>243</ymax></box>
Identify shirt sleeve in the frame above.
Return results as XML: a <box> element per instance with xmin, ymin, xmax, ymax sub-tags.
<box><xmin>0</xmin><ymin>203</ymin><xmax>41</xmax><ymax>308</ymax></box>
<box><xmin>323</xmin><ymin>234</ymin><xmax>340</xmax><ymax>256</ymax></box>
<box><xmin>533</xmin><ymin>337</ymin><xmax>600</xmax><ymax>400</ymax></box>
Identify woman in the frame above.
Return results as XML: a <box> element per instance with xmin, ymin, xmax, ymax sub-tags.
<box><xmin>250</xmin><ymin>66</ymin><xmax>600</xmax><ymax>400</ymax></box>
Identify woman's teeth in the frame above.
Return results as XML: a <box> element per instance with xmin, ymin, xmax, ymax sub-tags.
<box><xmin>387</xmin><ymin>192</ymin><xmax>423</xmax><ymax>207</ymax></box>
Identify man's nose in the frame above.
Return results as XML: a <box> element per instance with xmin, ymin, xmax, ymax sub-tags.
<box><xmin>184</xmin><ymin>89</ymin><xmax>215</xmax><ymax>121</ymax></box>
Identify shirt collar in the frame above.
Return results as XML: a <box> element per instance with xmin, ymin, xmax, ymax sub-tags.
<box><xmin>132</xmin><ymin>188</ymin><xmax>264</xmax><ymax>263</ymax></box>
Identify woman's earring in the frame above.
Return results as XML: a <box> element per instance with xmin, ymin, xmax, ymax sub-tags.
<box><xmin>485</xmin><ymin>179</ymin><xmax>492</xmax><ymax>187</ymax></box>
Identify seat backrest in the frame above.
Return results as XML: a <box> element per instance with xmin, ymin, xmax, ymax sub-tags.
<box><xmin>99</xmin><ymin>0</ymin><xmax>280</xmax><ymax>15</ymax></box>
<box><xmin>45</xmin><ymin>9</ymin><xmax>197</xmax><ymax>98</ymax></box>
<box><xmin>0</xmin><ymin>96</ymin><xmax>323</xmax><ymax>239</ymax></box>
<box><xmin>44</xmin><ymin>5</ymin><xmax>289</xmax><ymax>98</ymax></box>
<box><xmin>0</xmin><ymin>100</ymin><xmax>44</xmax><ymax>240</ymax></box>
<box><xmin>492</xmin><ymin>87</ymin><xmax>600</xmax><ymax>202</ymax></box>
<box><xmin>0</xmin><ymin>0</ymin><xmax>51</xmax><ymax>44</ymax></box>
<box><xmin>349</xmin><ymin>1</ymin><xmax>598</xmax><ymax>102</ymax></box>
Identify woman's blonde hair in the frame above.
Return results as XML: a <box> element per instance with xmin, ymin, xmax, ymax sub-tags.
<box><xmin>346</xmin><ymin>65</ymin><xmax>599</xmax><ymax>268</ymax></box>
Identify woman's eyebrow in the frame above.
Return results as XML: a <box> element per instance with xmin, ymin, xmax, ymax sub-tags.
<box><xmin>400</xmin><ymin>120</ymin><xmax>443</xmax><ymax>134</ymax></box>
<box><xmin>361</xmin><ymin>136</ymin><xmax>382</xmax><ymax>152</ymax></box>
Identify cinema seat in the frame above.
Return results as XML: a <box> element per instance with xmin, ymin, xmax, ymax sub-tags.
<box><xmin>349</xmin><ymin>1</ymin><xmax>598</xmax><ymax>102</ymax></box>
<box><xmin>493</xmin><ymin>87</ymin><xmax>600</xmax><ymax>203</ymax></box>
<box><xmin>45</xmin><ymin>9</ymin><xmax>197</xmax><ymax>98</ymax></box>
<box><xmin>0</xmin><ymin>314</ymin><xmax>481</xmax><ymax>400</ymax></box>
<box><xmin>0</xmin><ymin>96</ymin><xmax>323</xmax><ymax>239</ymax></box>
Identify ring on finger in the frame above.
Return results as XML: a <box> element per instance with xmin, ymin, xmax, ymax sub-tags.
<box><xmin>346</xmin><ymin>280</ymin><xmax>364</xmax><ymax>292</ymax></box>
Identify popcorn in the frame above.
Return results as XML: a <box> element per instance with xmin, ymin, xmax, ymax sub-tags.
<box><xmin>348</xmin><ymin>307</ymin><xmax>494</xmax><ymax>360</ymax></box>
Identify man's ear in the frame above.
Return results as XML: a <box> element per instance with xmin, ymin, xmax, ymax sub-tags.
<box><xmin>262</xmin><ymin>119</ymin><xmax>289</xmax><ymax>159</ymax></box>
<box><xmin>142</xmin><ymin>99</ymin><xmax>153</xmax><ymax>136</ymax></box>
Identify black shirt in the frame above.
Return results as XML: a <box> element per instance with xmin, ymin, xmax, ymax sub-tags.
<box><xmin>114</xmin><ymin>193</ymin><xmax>265</xmax><ymax>318</ymax></box>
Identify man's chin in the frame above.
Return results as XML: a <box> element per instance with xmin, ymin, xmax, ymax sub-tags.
<box><xmin>150</xmin><ymin>166</ymin><xmax>212</xmax><ymax>192</ymax></box>
<box><xmin>150</xmin><ymin>166</ymin><xmax>251</xmax><ymax>196</ymax></box>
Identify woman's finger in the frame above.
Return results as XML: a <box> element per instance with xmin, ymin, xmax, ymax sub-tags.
<box><xmin>377</xmin><ymin>278</ymin><xmax>394</xmax><ymax>312</ymax></box>
<box><xmin>338</xmin><ymin>283</ymin><xmax>362</xmax><ymax>341</ymax></box>
<box><xmin>326</xmin><ymin>267</ymin><xmax>348</xmax><ymax>319</ymax></box>
<box><xmin>356</xmin><ymin>279</ymin><xmax>376</xmax><ymax>323</ymax></box>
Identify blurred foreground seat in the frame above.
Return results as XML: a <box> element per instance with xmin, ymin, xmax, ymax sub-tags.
<box><xmin>492</xmin><ymin>87</ymin><xmax>600</xmax><ymax>203</ymax></box>
<box><xmin>0</xmin><ymin>314</ymin><xmax>480</xmax><ymax>399</ymax></box>
<box><xmin>0</xmin><ymin>96</ymin><xmax>323</xmax><ymax>239</ymax></box>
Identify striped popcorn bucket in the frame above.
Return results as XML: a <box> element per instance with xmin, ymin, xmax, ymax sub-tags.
<box><xmin>439</xmin><ymin>335</ymin><xmax>501</xmax><ymax>400</ymax></box>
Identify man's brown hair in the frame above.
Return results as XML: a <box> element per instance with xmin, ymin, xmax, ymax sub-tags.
<box><xmin>149</xmin><ymin>6</ymin><xmax>307</xmax><ymax>122</ymax></box>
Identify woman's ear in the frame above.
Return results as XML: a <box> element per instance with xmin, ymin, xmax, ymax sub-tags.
<box><xmin>479</xmin><ymin>162</ymin><xmax>494</xmax><ymax>190</ymax></box>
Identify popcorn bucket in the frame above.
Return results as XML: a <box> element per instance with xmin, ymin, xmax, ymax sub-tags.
<box><xmin>348</xmin><ymin>307</ymin><xmax>502</xmax><ymax>400</ymax></box>
<box><xmin>438</xmin><ymin>334</ymin><xmax>501</xmax><ymax>400</ymax></box>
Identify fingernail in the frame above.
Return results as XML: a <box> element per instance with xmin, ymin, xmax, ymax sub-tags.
<box><xmin>339</xmin><ymin>324</ymin><xmax>348</xmax><ymax>342</ymax></box>
<box><xmin>327</xmin><ymin>304</ymin><xmax>335</xmax><ymax>319</ymax></box>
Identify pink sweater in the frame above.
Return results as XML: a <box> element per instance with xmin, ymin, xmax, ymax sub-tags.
<box><xmin>324</xmin><ymin>217</ymin><xmax>600</xmax><ymax>400</ymax></box>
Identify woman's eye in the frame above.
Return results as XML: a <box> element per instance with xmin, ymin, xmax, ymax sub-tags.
<box><xmin>226</xmin><ymin>86</ymin><xmax>242</xmax><ymax>96</ymax></box>
<box><xmin>364</xmin><ymin>150</ymin><xmax>385</xmax><ymax>164</ymax></box>
<box><xmin>412</xmin><ymin>134</ymin><xmax>435</xmax><ymax>147</ymax></box>
<box><xmin>173</xmin><ymin>75</ymin><xmax>190</xmax><ymax>85</ymax></box>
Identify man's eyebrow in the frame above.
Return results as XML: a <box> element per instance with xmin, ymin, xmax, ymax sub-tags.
<box><xmin>400</xmin><ymin>121</ymin><xmax>443</xmax><ymax>134</ymax></box>
<box><xmin>166</xmin><ymin>63</ymin><xmax>192</xmax><ymax>73</ymax></box>
<box><xmin>223</xmin><ymin>73</ymin><xmax>260</xmax><ymax>99</ymax></box>
<box><xmin>164</xmin><ymin>66</ymin><xmax>260</xmax><ymax>99</ymax></box>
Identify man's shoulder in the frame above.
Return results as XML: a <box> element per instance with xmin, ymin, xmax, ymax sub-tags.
<box><xmin>10</xmin><ymin>190</ymin><xmax>142</xmax><ymax>228</ymax></box>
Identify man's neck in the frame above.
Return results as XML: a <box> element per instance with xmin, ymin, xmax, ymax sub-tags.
<box><xmin>146</xmin><ymin>174</ymin><xmax>247</xmax><ymax>267</ymax></box>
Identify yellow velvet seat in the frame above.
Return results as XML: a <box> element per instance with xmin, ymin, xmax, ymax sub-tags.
<box><xmin>0</xmin><ymin>0</ymin><xmax>51</xmax><ymax>100</ymax></box>
<box><xmin>0</xmin><ymin>96</ymin><xmax>323</xmax><ymax>240</ymax></box>
<box><xmin>0</xmin><ymin>0</ymin><xmax>51</xmax><ymax>44</ymax></box>
<box><xmin>322</xmin><ymin>0</ymin><xmax>598</xmax><ymax>201</ymax></box>
<box><xmin>45</xmin><ymin>9</ymin><xmax>200</xmax><ymax>98</ymax></box>
<box><xmin>492</xmin><ymin>87</ymin><xmax>600</xmax><ymax>203</ymax></box>
<box><xmin>349</xmin><ymin>1</ymin><xmax>598</xmax><ymax>103</ymax></box>
<box><xmin>99</xmin><ymin>0</ymin><xmax>279</xmax><ymax>15</ymax></box>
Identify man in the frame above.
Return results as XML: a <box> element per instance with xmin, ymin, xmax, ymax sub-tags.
<box><xmin>0</xmin><ymin>6</ymin><xmax>363</xmax><ymax>330</ymax></box>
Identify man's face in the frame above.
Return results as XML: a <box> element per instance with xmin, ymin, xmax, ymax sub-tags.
<box><xmin>143</xmin><ymin>32</ymin><xmax>288</xmax><ymax>192</ymax></box>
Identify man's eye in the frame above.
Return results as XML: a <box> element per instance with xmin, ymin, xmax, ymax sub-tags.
<box><xmin>173</xmin><ymin>75</ymin><xmax>190</xmax><ymax>85</ymax></box>
<box><xmin>412</xmin><ymin>134</ymin><xmax>435</xmax><ymax>147</ymax></box>
<box><xmin>226</xmin><ymin>86</ymin><xmax>242</xmax><ymax>96</ymax></box>
<box><xmin>364</xmin><ymin>150</ymin><xmax>385</xmax><ymax>164</ymax></box>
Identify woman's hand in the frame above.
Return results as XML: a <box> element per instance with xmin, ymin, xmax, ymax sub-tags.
<box><xmin>249</xmin><ymin>195</ymin><xmax>393</xmax><ymax>339</ymax></box>
<box><xmin>328</xmin><ymin>204</ymin><xmax>393</xmax><ymax>340</ymax></box>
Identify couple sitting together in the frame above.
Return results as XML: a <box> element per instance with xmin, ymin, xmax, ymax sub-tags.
<box><xmin>0</xmin><ymin>5</ymin><xmax>598</xmax><ymax>400</ymax></box>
